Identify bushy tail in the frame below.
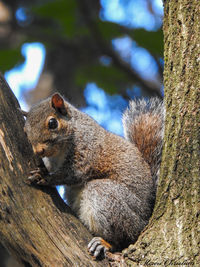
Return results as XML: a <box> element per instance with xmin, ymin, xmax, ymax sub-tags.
<box><xmin>123</xmin><ymin>98</ymin><xmax>164</xmax><ymax>183</ymax></box>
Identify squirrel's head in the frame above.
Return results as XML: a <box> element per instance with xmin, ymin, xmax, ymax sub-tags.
<box><xmin>24</xmin><ymin>93</ymin><xmax>73</xmax><ymax>158</ymax></box>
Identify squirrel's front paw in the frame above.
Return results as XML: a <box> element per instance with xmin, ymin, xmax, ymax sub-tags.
<box><xmin>27</xmin><ymin>168</ymin><xmax>47</xmax><ymax>185</ymax></box>
<box><xmin>88</xmin><ymin>237</ymin><xmax>112</xmax><ymax>259</ymax></box>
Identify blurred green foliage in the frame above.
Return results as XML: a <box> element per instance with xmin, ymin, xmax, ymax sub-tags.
<box><xmin>0</xmin><ymin>48</ymin><xmax>24</xmax><ymax>72</ymax></box>
<box><xmin>131</xmin><ymin>29</ymin><xmax>163</xmax><ymax>56</ymax></box>
<box><xmin>76</xmin><ymin>64</ymin><xmax>129</xmax><ymax>94</ymax></box>
<box><xmin>33</xmin><ymin>0</ymin><xmax>79</xmax><ymax>37</ymax></box>
<box><xmin>1</xmin><ymin>0</ymin><xmax>163</xmax><ymax>96</ymax></box>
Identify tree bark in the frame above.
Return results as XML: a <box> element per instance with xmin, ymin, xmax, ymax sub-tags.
<box><xmin>122</xmin><ymin>0</ymin><xmax>199</xmax><ymax>265</ymax></box>
<box><xmin>0</xmin><ymin>74</ymin><xmax>107</xmax><ymax>266</ymax></box>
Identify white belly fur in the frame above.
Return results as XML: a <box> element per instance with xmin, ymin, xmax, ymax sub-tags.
<box><xmin>65</xmin><ymin>184</ymin><xmax>100</xmax><ymax>235</ymax></box>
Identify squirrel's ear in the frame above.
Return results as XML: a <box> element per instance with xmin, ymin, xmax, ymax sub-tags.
<box><xmin>51</xmin><ymin>93</ymin><xmax>67</xmax><ymax>115</ymax></box>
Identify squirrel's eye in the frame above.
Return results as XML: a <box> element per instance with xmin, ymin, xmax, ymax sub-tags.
<box><xmin>48</xmin><ymin>118</ymin><xmax>58</xmax><ymax>129</ymax></box>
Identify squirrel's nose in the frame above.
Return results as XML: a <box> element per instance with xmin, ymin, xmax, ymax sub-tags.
<box><xmin>37</xmin><ymin>148</ymin><xmax>45</xmax><ymax>156</ymax></box>
<box><xmin>33</xmin><ymin>144</ymin><xmax>46</xmax><ymax>156</ymax></box>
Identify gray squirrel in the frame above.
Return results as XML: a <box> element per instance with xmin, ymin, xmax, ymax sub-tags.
<box><xmin>23</xmin><ymin>93</ymin><xmax>164</xmax><ymax>259</ymax></box>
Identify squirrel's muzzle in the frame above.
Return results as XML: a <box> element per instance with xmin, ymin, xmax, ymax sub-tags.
<box><xmin>32</xmin><ymin>143</ymin><xmax>47</xmax><ymax>157</ymax></box>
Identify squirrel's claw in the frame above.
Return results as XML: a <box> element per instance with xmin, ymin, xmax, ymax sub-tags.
<box><xmin>88</xmin><ymin>237</ymin><xmax>112</xmax><ymax>259</ymax></box>
<box><xmin>27</xmin><ymin>168</ymin><xmax>47</xmax><ymax>185</ymax></box>
<box><xmin>29</xmin><ymin>168</ymin><xmax>41</xmax><ymax>175</ymax></box>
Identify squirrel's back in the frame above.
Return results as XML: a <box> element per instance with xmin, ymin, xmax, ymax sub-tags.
<box><xmin>123</xmin><ymin>98</ymin><xmax>164</xmax><ymax>183</ymax></box>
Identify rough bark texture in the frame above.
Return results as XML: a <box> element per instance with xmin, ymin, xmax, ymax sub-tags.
<box><xmin>0</xmin><ymin>74</ymin><xmax>108</xmax><ymax>266</ymax></box>
<box><xmin>122</xmin><ymin>0</ymin><xmax>199</xmax><ymax>265</ymax></box>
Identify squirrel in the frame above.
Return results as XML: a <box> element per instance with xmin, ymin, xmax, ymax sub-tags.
<box><xmin>23</xmin><ymin>93</ymin><xmax>164</xmax><ymax>259</ymax></box>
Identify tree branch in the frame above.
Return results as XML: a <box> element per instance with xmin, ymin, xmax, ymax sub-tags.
<box><xmin>0</xmin><ymin>73</ymin><xmax>107</xmax><ymax>266</ymax></box>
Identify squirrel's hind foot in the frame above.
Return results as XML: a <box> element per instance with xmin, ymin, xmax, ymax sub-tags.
<box><xmin>88</xmin><ymin>237</ymin><xmax>112</xmax><ymax>259</ymax></box>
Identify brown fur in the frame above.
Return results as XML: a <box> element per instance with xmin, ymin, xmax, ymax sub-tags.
<box><xmin>123</xmin><ymin>98</ymin><xmax>164</xmax><ymax>182</ymax></box>
<box><xmin>24</xmin><ymin>94</ymin><xmax>164</xmax><ymax>258</ymax></box>
<box><xmin>131</xmin><ymin>113</ymin><xmax>162</xmax><ymax>172</ymax></box>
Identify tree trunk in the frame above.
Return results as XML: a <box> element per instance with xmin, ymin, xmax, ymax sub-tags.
<box><xmin>122</xmin><ymin>0</ymin><xmax>199</xmax><ymax>265</ymax></box>
<box><xmin>0</xmin><ymin>74</ymin><xmax>107</xmax><ymax>266</ymax></box>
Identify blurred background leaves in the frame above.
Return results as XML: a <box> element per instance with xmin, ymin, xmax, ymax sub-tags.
<box><xmin>0</xmin><ymin>0</ymin><xmax>163</xmax><ymax>108</ymax></box>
